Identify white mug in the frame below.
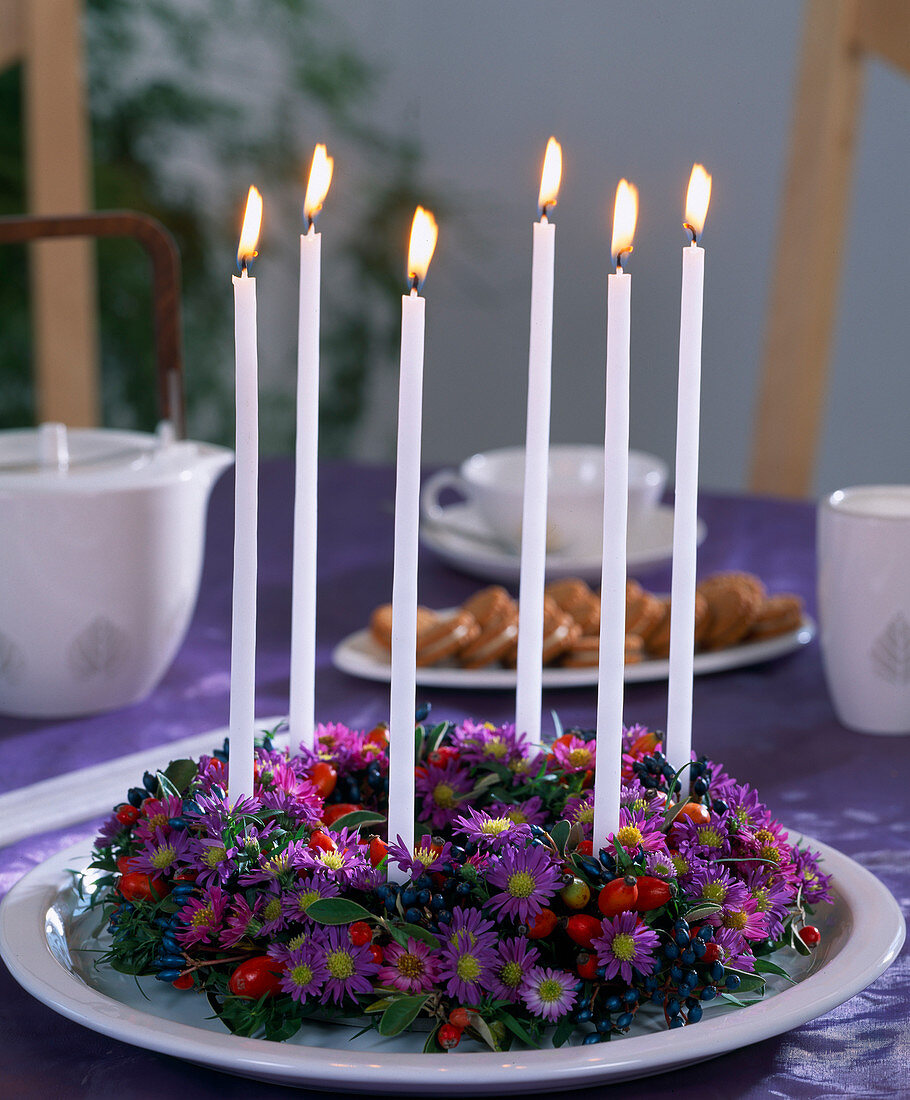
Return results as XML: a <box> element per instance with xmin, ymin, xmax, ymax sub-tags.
<box><xmin>818</xmin><ymin>485</ymin><xmax>910</xmax><ymax>734</ymax></box>
<box><xmin>421</xmin><ymin>445</ymin><xmax>667</xmax><ymax>553</ymax></box>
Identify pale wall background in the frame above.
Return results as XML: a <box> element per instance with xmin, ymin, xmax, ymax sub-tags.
<box><xmin>319</xmin><ymin>1</ymin><xmax>910</xmax><ymax>496</ymax></box>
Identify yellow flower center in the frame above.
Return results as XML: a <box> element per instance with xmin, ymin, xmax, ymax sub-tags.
<box><xmin>759</xmin><ymin>845</ymin><xmax>780</xmax><ymax>864</ymax></box>
<box><xmin>752</xmin><ymin>887</ymin><xmax>770</xmax><ymax>912</ymax></box>
<box><xmin>204</xmin><ymin>846</ymin><xmax>227</xmax><ymax>868</ymax></box>
<box><xmin>290</xmin><ymin>963</ymin><xmax>313</xmax><ymax>988</ymax></box>
<box><xmin>297</xmin><ymin>890</ymin><xmax>320</xmax><ymax>913</ymax></box>
<box><xmin>482</xmin><ymin>738</ymin><xmax>509</xmax><ymax>760</ymax></box>
<box><xmin>506</xmin><ymin>871</ymin><xmax>536</xmax><ymax>899</ymax></box>
<box><xmin>147</xmin><ymin>812</ymin><xmax>168</xmax><ymax>831</ymax></box>
<box><xmin>287</xmin><ymin>932</ymin><xmax>307</xmax><ymax>950</ymax></box>
<box><xmin>414</xmin><ymin>845</ymin><xmax>438</xmax><ymax>866</ymax></box>
<box><xmin>456</xmin><ymin>954</ymin><xmax>481</xmax><ymax>982</ymax></box>
<box><xmin>507</xmin><ymin>809</ymin><xmax>528</xmax><ymax>825</ymax></box>
<box><xmin>432</xmin><ymin>783</ymin><xmax>458</xmax><ymax>809</ymax></box>
<box><xmin>326</xmin><ymin>949</ymin><xmax>355</xmax><ymax>980</ymax></box>
<box><xmin>567</xmin><ymin>747</ymin><xmax>593</xmax><ymax>769</ymax></box>
<box><xmin>396</xmin><ymin>953</ymin><xmax>424</xmax><ymax>979</ymax></box>
<box><xmin>611</xmin><ymin>932</ymin><xmax>636</xmax><ymax>961</ymax></box>
<box><xmin>263</xmin><ymin>898</ymin><xmax>282</xmax><ymax>921</ymax></box>
<box><xmin>500</xmin><ymin>961</ymin><xmax>522</xmax><ymax>988</ymax></box>
<box><xmin>481</xmin><ymin>817</ymin><xmax>512</xmax><ymax>835</ymax></box>
<box><xmin>150</xmin><ymin>845</ymin><xmax>176</xmax><ymax>869</ymax></box>
<box><xmin>617</xmin><ymin>825</ymin><xmax>643</xmax><ymax>850</ymax></box>
<box><xmin>191</xmin><ymin>906</ymin><xmax>213</xmax><ymax>928</ymax></box>
<box><xmin>671</xmin><ymin>854</ymin><xmax>689</xmax><ymax>876</ymax></box>
<box><xmin>724</xmin><ymin>910</ymin><xmax>748</xmax><ymax>931</ymax></box>
<box><xmin>320</xmin><ymin>852</ymin><xmax>345</xmax><ymax>871</ymax></box>
<box><xmin>696</xmin><ymin>826</ymin><xmax>724</xmax><ymax>848</ymax></box>
<box><xmin>702</xmin><ymin>882</ymin><xmax>727</xmax><ymax>903</ymax></box>
<box><xmin>575</xmin><ymin>805</ymin><xmax>595</xmax><ymax>825</ymax></box>
<box><xmin>537</xmin><ymin>978</ymin><xmax>564</xmax><ymax>1003</ymax></box>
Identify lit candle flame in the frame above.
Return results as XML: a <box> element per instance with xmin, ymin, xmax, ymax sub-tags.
<box><xmin>237</xmin><ymin>185</ymin><xmax>263</xmax><ymax>271</ymax></box>
<box><xmin>407</xmin><ymin>206</ymin><xmax>438</xmax><ymax>291</ymax></box>
<box><xmin>538</xmin><ymin>137</ymin><xmax>562</xmax><ymax>216</ymax></box>
<box><xmin>304</xmin><ymin>144</ymin><xmax>334</xmax><ymax>229</ymax></box>
<box><xmin>684</xmin><ymin>163</ymin><xmax>712</xmax><ymax>242</ymax></box>
<box><xmin>610</xmin><ymin>179</ymin><xmax>638</xmax><ymax>270</ymax></box>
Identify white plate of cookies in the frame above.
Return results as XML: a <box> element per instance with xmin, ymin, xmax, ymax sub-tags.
<box><xmin>331</xmin><ymin>574</ymin><xmax>817</xmax><ymax>690</ymax></box>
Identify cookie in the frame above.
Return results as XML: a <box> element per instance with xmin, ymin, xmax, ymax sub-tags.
<box><xmin>560</xmin><ymin>632</ymin><xmax>644</xmax><ymax>668</ymax></box>
<box><xmin>545</xmin><ymin>578</ymin><xmax>600</xmax><ymax>635</ymax></box>
<box><xmin>747</xmin><ymin>593</ymin><xmax>803</xmax><ymax>641</ymax></box>
<box><xmin>459</xmin><ymin>587</ymin><xmax>520</xmax><ymax>668</ymax></box>
<box><xmin>370</xmin><ymin>604</ymin><xmax>480</xmax><ymax>666</ymax></box>
<box><xmin>626</xmin><ymin>579</ymin><xmax>665</xmax><ymax>639</ymax></box>
<box><xmin>503</xmin><ymin>596</ymin><xmax>582</xmax><ymax>667</ymax></box>
<box><xmin>696</xmin><ymin>572</ymin><xmax>765</xmax><ymax>650</ymax></box>
<box><xmin>644</xmin><ymin>594</ymin><xmax>710</xmax><ymax>659</ymax></box>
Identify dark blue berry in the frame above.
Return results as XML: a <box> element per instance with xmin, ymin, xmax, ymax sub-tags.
<box><xmin>693</xmin><ymin>776</ymin><xmax>709</xmax><ymax>796</ymax></box>
<box><xmin>681</xmin><ymin>948</ymin><xmax>696</xmax><ymax>965</ymax></box>
<box><xmin>701</xmin><ymin>985</ymin><xmax>717</xmax><ymax>1001</ymax></box>
<box><xmin>712</xmin><ymin>799</ymin><xmax>728</xmax><ymax>815</ymax></box>
<box><xmin>167</xmin><ymin>817</ymin><xmax>188</xmax><ymax>830</ymax></box>
<box><xmin>663</xmin><ymin>942</ymin><xmax>679</xmax><ymax>960</ymax></box>
<box><xmin>605</xmin><ymin>995</ymin><xmax>622</xmax><ymax>1013</ymax></box>
<box><xmin>429</xmin><ymin>894</ymin><xmax>446</xmax><ymax>911</ymax></box>
<box><xmin>666</xmin><ymin>997</ymin><xmax>681</xmax><ymax>1017</ymax></box>
<box><xmin>687</xmin><ymin>1004</ymin><xmax>704</xmax><ymax>1023</ymax></box>
<box><xmin>710</xmin><ymin>961</ymin><xmax>725</xmax><ymax>983</ymax></box>
<box><xmin>725</xmin><ymin>975</ymin><xmax>741</xmax><ymax>991</ymax></box>
<box><xmin>416</xmin><ymin>889</ymin><xmax>430</xmax><ymax>905</ymax></box>
<box><xmin>143</xmin><ymin>771</ymin><xmax>158</xmax><ymax>794</ymax></box>
<box><xmin>651</xmin><ymin>990</ymin><xmax>664</xmax><ymax>1004</ymax></box>
<box><xmin>157</xmin><ymin>954</ymin><xmax>185</xmax><ymax>968</ymax></box>
<box><xmin>449</xmin><ymin>846</ymin><xmax>466</xmax><ymax>864</ymax></box>
<box><xmin>405</xmin><ymin>907</ymin><xmax>422</xmax><ymax>923</ymax></box>
<box><xmin>622</xmin><ymin>988</ymin><xmax>638</xmax><ymax>1005</ymax></box>
<box><xmin>595</xmin><ymin>1016</ymin><xmax>612</xmax><ymax>1034</ymax></box>
<box><xmin>669</xmin><ymin>1017</ymin><xmax>684</xmax><ymax>1029</ymax></box>
<box><xmin>127</xmin><ymin>787</ymin><xmax>146</xmax><ymax>808</ymax></box>
<box><xmin>575</xmin><ymin>1007</ymin><xmax>593</xmax><ymax>1023</ymax></box>
<box><xmin>401</xmin><ymin>888</ymin><xmax>418</xmax><ymax>906</ymax></box>
<box><xmin>437</xmin><ymin>909</ymin><xmax>453</xmax><ymax>925</ymax></box>
<box><xmin>697</xmin><ymin>925</ymin><xmax>714</xmax><ymax>942</ymax></box>
<box><xmin>670</xmin><ymin>965</ymin><xmax>683</xmax><ymax>983</ymax></box>
<box><xmin>582</xmin><ymin>1032</ymin><xmax>601</xmax><ymax>1045</ymax></box>
<box><xmin>692</xmin><ymin>940</ymin><xmax>707</xmax><ymax>958</ymax></box>
<box><xmin>415</xmin><ymin>702</ymin><xmax>431</xmax><ymax>723</ymax></box>
<box><xmin>616</xmin><ymin>1012</ymin><xmax>634</xmax><ymax>1029</ymax></box>
<box><xmin>155</xmin><ymin>969</ymin><xmax>183</xmax><ymax>982</ymax></box>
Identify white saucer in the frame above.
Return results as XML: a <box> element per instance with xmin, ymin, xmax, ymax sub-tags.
<box><xmin>420</xmin><ymin>503</ymin><xmax>705</xmax><ymax>583</ymax></box>
<box><xmin>0</xmin><ymin>836</ymin><xmax>902</xmax><ymax>1091</ymax></box>
<box><xmin>332</xmin><ymin>615</ymin><xmax>816</xmax><ymax>690</ymax></box>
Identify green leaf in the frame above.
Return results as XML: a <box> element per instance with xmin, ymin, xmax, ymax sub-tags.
<box><xmin>469</xmin><ymin>1013</ymin><xmax>501</xmax><ymax>1052</ymax></box>
<box><xmin>683</xmin><ymin>901</ymin><xmax>723</xmax><ymax>922</ymax></box>
<box><xmin>327</xmin><ymin>810</ymin><xmax>387</xmax><ymax>832</ymax></box>
<box><xmin>394</xmin><ymin>922</ymin><xmax>441</xmax><ymax>949</ymax></box>
<box><xmin>724</xmin><ymin>969</ymin><xmax>766</xmax><ymax>995</ymax></box>
<box><xmin>428</xmin><ymin>721</ymin><xmax>452</xmax><ymax>753</ymax></box>
<box><xmin>377</xmin><ymin>994</ymin><xmax>428</xmax><ymax>1037</ymax></box>
<box><xmin>551</xmin><ymin>1014</ymin><xmax>576</xmax><ymax>1048</ymax></box>
<box><xmin>498</xmin><ymin>1010</ymin><xmax>538</xmax><ymax>1049</ymax></box>
<box><xmin>423</xmin><ymin>1023</ymin><xmax>442</xmax><ymax>1053</ymax></box>
<box><xmin>550</xmin><ymin>710</ymin><xmax>565</xmax><ymax>741</ymax></box>
<box><xmin>364</xmin><ymin>997</ymin><xmax>395</xmax><ymax>1014</ymax></box>
<box><xmin>548</xmin><ymin>820</ymin><xmax>571</xmax><ymax>855</ymax></box>
<box><xmin>719</xmin><ymin>992</ymin><xmax>761</xmax><ymax>1008</ymax></box>
<box><xmin>162</xmin><ymin>758</ymin><xmax>198</xmax><ymax>795</ymax></box>
<box><xmin>306</xmin><ymin>897</ymin><xmax>373</xmax><ymax>925</ymax></box>
<box><xmin>754</xmin><ymin>958</ymin><xmax>797</xmax><ymax>984</ymax></box>
<box><xmin>155</xmin><ymin>770</ymin><xmax>181</xmax><ymax>800</ymax></box>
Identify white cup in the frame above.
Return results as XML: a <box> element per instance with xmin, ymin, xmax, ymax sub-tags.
<box><xmin>420</xmin><ymin>444</ymin><xmax>667</xmax><ymax>553</ymax></box>
<box><xmin>818</xmin><ymin>485</ymin><xmax>910</xmax><ymax>734</ymax></box>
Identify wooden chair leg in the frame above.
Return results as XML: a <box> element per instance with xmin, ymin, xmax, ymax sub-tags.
<box><xmin>749</xmin><ymin>0</ymin><xmax>863</xmax><ymax>497</ymax></box>
<box><xmin>23</xmin><ymin>0</ymin><xmax>99</xmax><ymax>427</ymax></box>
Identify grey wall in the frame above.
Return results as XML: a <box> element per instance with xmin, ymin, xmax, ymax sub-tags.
<box><xmin>331</xmin><ymin>1</ymin><xmax>910</xmax><ymax>497</ymax></box>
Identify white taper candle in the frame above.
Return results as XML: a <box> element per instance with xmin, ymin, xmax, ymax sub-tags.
<box><xmin>593</xmin><ymin>179</ymin><xmax>638</xmax><ymax>850</ymax></box>
<box><xmin>666</xmin><ymin>165</ymin><xmax>711</xmax><ymax>787</ymax></box>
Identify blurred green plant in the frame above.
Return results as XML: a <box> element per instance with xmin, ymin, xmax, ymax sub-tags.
<box><xmin>0</xmin><ymin>0</ymin><xmax>438</xmax><ymax>455</ymax></box>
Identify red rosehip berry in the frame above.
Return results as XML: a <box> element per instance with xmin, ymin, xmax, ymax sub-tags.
<box><xmin>597</xmin><ymin>875</ymin><xmax>638</xmax><ymax>917</ymax></box>
<box><xmin>172</xmin><ymin>972</ymin><xmax>194</xmax><ymax>990</ymax></box>
<box><xmin>349</xmin><ymin>921</ymin><xmax>372</xmax><ymax>946</ymax></box>
<box><xmin>526</xmin><ymin>907</ymin><xmax>558</xmax><ymax>939</ymax></box>
<box><xmin>566</xmin><ymin>914</ymin><xmax>603</xmax><ymax>950</ymax></box>
<box><xmin>798</xmin><ymin>925</ymin><xmax>821</xmax><ymax>948</ymax></box>
<box><xmin>448</xmin><ymin>1006</ymin><xmax>472</xmax><ymax>1030</ymax></box>
<box><xmin>576</xmin><ymin>953</ymin><xmax>599</xmax><ymax>980</ymax></box>
<box><xmin>368</xmin><ymin>944</ymin><xmax>383</xmax><ymax>966</ymax></box>
<box><xmin>115</xmin><ymin>804</ymin><xmax>140</xmax><ymax>826</ymax></box>
<box><xmin>438</xmin><ymin>1023</ymin><xmax>462</xmax><ymax>1050</ymax></box>
<box><xmin>633</xmin><ymin>875</ymin><xmax>672</xmax><ymax>911</ymax></box>
<box><xmin>228</xmin><ymin>956</ymin><xmax>283</xmax><ymax>999</ymax></box>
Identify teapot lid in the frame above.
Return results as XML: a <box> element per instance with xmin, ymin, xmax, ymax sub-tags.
<box><xmin>0</xmin><ymin>424</ymin><xmax>233</xmax><ymax>493</ymax></box>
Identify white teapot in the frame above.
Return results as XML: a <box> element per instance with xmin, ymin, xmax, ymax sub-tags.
<box><xmin>0</xmin><ymin>423</ymin><xmax>232</xmax><ymax>717</ymax></box>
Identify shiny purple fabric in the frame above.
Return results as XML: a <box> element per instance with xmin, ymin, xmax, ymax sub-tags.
<box><xmin>1</xmin><ymin>459</ymin><xmax>907</xmax><ymax>1098</ymax></box>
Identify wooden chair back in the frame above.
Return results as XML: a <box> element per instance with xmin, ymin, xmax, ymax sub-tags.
<box><xmin>750</xmin><ymin>0</ymin><xmax>910</xmax><ymax>497</ymax></box>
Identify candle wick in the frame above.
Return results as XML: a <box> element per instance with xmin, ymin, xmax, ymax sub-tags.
<box><xmin>407</xmin><ymin>273</ymin><xmax>420</xmax><ymax>295</ymax></box>
<box><xmin>683</xmin><ymin>222</ymin><xmax>698</xmax><ymax>246</ymax></box>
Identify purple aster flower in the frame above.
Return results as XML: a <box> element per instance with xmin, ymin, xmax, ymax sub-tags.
<box><xmin>133</xmin><ymin>794</ymin><xmax>185</xmax><ymax>841</ymax></box>
<box><xmin>221</xmin><ymin>894</ymin><xmax>265</xmax><ymax>947</ymax></box>
<box><xmin>713</xmin><ymin>927</ymin><xmax>756</xmax><ymax>971</ymax></box>
<box><xmin>131</xmin><ymin>826</ymin><xmax>192</xmax><ymax>878</ymax></box>
<box><xmin>316</xmin><ymin>925</ymin><xmax>380</xmax><ymax>1005</ymax></box>
<box><xmin>486</xmin><ymin>843</ymin><xmax>562</xmax><ymax>925</ymax></box>
<box><xmin>415</xmin><ymin>758</ymin><xmax>474</xmax><ymax>829</ymax></box>
<box><xmin>279</xmin><ymin>942</ymin><xmax>327</xmax><ymax>1002</ymax></box>
<box><xmin>295</xmin><ymin>827</ymin><xmax>371</xmax><ymax>887</ymax></box>
<box><xmin>190</xmin><ymin>782</ymin><xmax>261</xmax><ymax>822</ymax></box>
<box><xmin>551</xmin><ymin>735</ymin><xmax>596</xmax><ymax>774</ymax></box>
<box><xmin>716</xmin><ymin>896</ymin><xmax>770</xmax><ymax>942</ymax></box>
<box><xmin>452</xmin><ymin>720</ymin><xmax>530</xmax><ymax>769</ymax></box>
<box><xmin>488</xmin><ymin>936</ymin><xmax>540</xmax><ymax>1003</ymax></box>
<box><xmin>685</xmin><ymin>864</ymin><xmax>751</xmax><ymax>917</ymax></box>
<box><xmin>437</xmin><ymin>929</ymin><xmax>498</xmax><ymax>1003</ymax></box>
<box><xmin>239</xmin><ymin>838</ymin><xmax>309</xmax><ymax>885</ymax></box>
<box><xmin>94</xmin><ymin>814</ymin><xmax>125</xmax><ymax>849</ymax></box>
<box><xmin>645</xmin><ymin>849</ymin><xmax>677</xmax><ymax>879</ymax></box>
<box><xmin>592</xmin><ymin>911</ymin><xmax>660</xmax><ymax>983</ymax></box>
<box><xmin>620</xmin><ymin>723</ymin><xmax>654</xmax><ymax>754</ymax></box>
<box><xmin>487</xmin><ymin>796</ymin><xmax>547</xmax><ymax>827</ymax></box>
<box><xmin>188</xmin><ymin>834</ymin><xmax>235</xmax><ymax>888</ymax></box>
<box><xmin>378</xmin><ymin>937</ymin><xmax>440</xmax><ymax>993</ymax></box>
<box><xmin>281</xmin><ymin>873</ymin><xmax>340</xmax><ymax>925</ymax></box>
<box><xmin>562</xmin><ymin>792</ymin><xmax>595</xmax><ymax>837</ymax></box>
<box><xmin>175</xmin><ymin>886</ymin><xmax>230</xmax><ymax>948</ymax></box>
<box><xmin>437</xmin><ymin>906</ymin><xmax>497</xmax><ymax>951</ymax></box>
<box><xmin>724</xmin><ymin>783</ymin><xmax>772</xmax><ymax>833</ymax></box>
<box><xmin>791</xmin><ymin>847</ymin><xmax>834</xmax><ymax>905</ymax></box>
<box><xmin>267</xmin><ymin>930</ymin><xmax>312</xmax><ymax>964</ymax></box>
<box><xmin>255</xmin><ymin>882</ymin><xmax>289</xmax><ymax>936</ymax></box>
<box><xmin>611</xmin><ymin>806</ymin><xmax>668</xmax><ymax>857</ymax></box>
<box><xmin>387</xmin><ymin>835</ymin><xmax>452</xmax><ymax>879</ymax></box>
<box><xmin>671</xmin><ymin>811</ymin><xmax>733</xmax><ymax>859</ymax></box>
<box><xmin>454</xmin><ymin>806</ymin><xmax>532</xmax><ymax>851</ymax></box>
<box><xmin>519</xmin><ymin>966</ymin><xmax>577</xmax><ymax>1023</ymax></box>
<box><xmin>741</xmin><ymin>867</ymin><xmax>795</xmax><ymax>940</ymax></box>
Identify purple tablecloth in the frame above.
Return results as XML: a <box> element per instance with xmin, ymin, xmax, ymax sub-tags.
<box><xmin>1</xmin><ymin>459</ymin><xmax>907</xmax><ymax>1098</ymax></box>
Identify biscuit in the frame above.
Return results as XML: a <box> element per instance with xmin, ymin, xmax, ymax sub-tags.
<box><xmin>503</xmin><ymin>596</ymin><xmax>582</xmax><ymax>667</ymax></box>
<box><xmin>626</xmin><ymin>579</ymin><xmax>665</xmax><ymax>639</ymax></box>
<box><xmin>370</xmin><ymin>604</ymin><xmax>480</xmax><ymax>666</ymax></box>
<box><xmin>545</xmin><ymin>578</ymin><xmax>600</xmax><ymax>635</ymax></box>
<box><xmin>459</xmin><ymin>587</ymin><xmax>520</xmax><ymax>668</ymax></box>
<box><xmin>747</xmin><ymin>594</ymin><xmax>803</xmax><ymax>641</ymax></box>
<box><xmin>696</xmin><ymin>572</ymin><xmax>765</xmax><ymax>650</ymax></box>
<box><xmin>644</xmin><ymin>594</ymin><xmax>710</xmax><ymax>659</ymax></box>
<box><xmin>561</xmin><ymin>632</ymin><xmax>644</xmax><ymax>668</ymax></box>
